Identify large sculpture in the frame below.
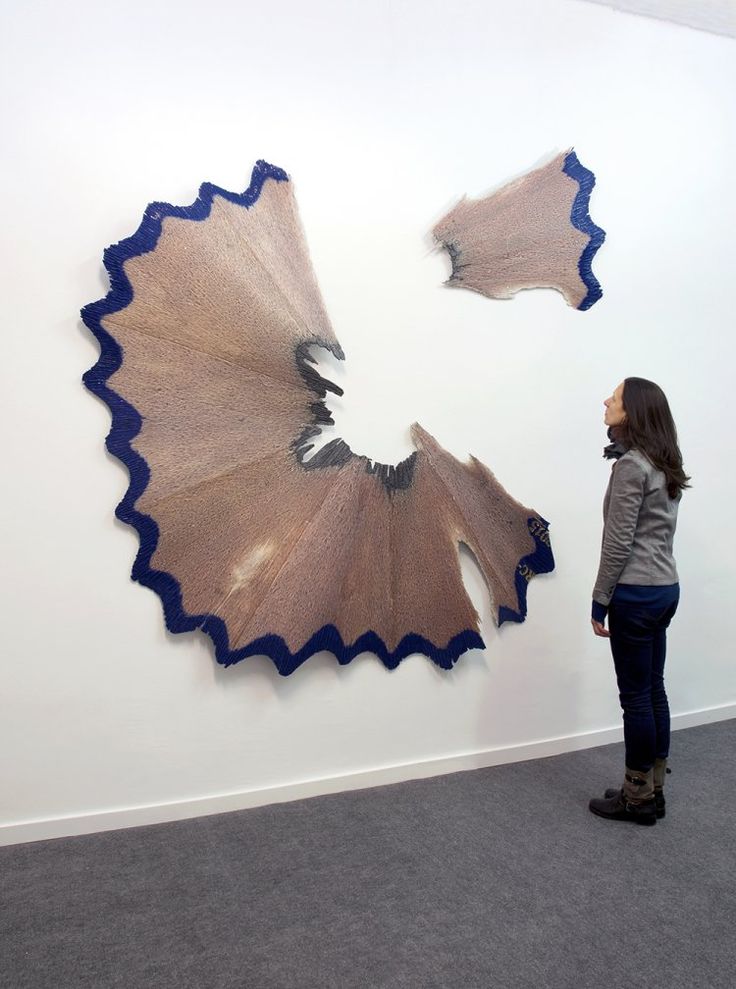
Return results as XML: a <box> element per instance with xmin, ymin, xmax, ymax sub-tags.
<box><xmin>82</xmin><ymin>152</ymin><xmax>603</xmax><ymax>674</ymax></box>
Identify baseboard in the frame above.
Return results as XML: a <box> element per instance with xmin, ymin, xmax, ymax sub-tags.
<box><xmin>2</xmin><ymin>703</ymin><xmax>734</xmax><ymax>847</ymax></box>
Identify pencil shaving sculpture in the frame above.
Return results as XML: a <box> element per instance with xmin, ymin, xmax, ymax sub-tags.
<box><xmin>433</xmin><ymin>150</ymin><xmax>605</xmax><ymax>310</ymax></box>
<box><xmin>81</xmin><ymin>160</ymin><xmax>563</xmax><ymax>674</ymax></box>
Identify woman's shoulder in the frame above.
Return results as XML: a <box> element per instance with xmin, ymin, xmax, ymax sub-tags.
<box><xmin>615</xmin><ymin>448</ymin><xmax>667</xmax><ymax>490</ymax></box>
<box><xmin>619</xmin><ymin>447</ymin><xmax>653</xmax><ymax>470</ymax></box>
<box><xmin>616</xmin><ymin>448</ymin><xmax>652</xmax><ymax>473</ymax></box>
<box><xmin>611</xmin><ymin>449</ymin><xmax>652</xmax><ymax>487</ymax></box>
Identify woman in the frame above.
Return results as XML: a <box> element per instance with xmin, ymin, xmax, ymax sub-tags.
<box><xmin>588</xmin><ymin>377</ymin><xmax>689</xmax><ymax>826</ymax></box>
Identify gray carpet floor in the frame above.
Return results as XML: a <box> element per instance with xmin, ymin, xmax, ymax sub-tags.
<box><xmin>2</xmin><ymin>720</ymin><xmax>735</xmax><ymax>989</ymax></box>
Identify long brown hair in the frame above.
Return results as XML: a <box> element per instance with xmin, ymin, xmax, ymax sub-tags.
<box><xmin>615</xmin><ymin>377</ymin><xmax>690</xmax><ymax>498</ymax></box>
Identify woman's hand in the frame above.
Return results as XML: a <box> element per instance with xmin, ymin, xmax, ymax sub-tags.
<box><xmin>591</xmin><ymin>619</ymin><xmax>610</xmax><ymax>638</ymax></box>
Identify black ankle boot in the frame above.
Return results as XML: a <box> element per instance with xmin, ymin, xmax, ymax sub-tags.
<box><xmin>604</xmin><ymin>786</ymin><xmax>665</xmax><ymax>818</ymax></box>
<box><xmin>589</xmin><ymin>768</ymin><xmax>657</xmax><ymax>826</ymax></box>
<box><xmin>604</xmin><ymin>762</ymin><xmax>670</xmax><ymax>818</ymax></box>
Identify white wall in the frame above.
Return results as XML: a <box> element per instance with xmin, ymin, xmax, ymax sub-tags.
<box><xmin>1</xmin><ymin>0</ymin><xmax>734</xmax><ymax>845</ymax></box>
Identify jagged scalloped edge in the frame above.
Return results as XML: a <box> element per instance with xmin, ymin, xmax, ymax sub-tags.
<box><xmin>498</xmin><ymin>519</ymin><xmax>555</xmax><ymax>626</ymax></box>
<box><xmin>562</xmin><ymin>149</ymin><xmax>606</xmax><ymax>311</ymax></box>
<box><xmin>81</xmin><ymin>159</ymin><xmax>546</xmax><ymax>674</ymax></box>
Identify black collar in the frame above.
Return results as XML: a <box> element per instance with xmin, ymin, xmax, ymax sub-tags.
<box><xmin>603</xmin><ymin>428</ymin><xmax>629</xmax><ymax>461</ymax></box>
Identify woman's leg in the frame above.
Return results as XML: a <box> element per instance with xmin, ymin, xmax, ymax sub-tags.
<box><xmin>651</xmin><ymin>599</ymin><xmax>678</xmax><ymax>760</ymax></box>
<box><xmin>608</xmin><ymin>603</ymin><xmax>658</xmax><ymax>772</ymax></box>
<box><xmin>590</xmin><ymin>599</ymin><xmax>678</xmax><ymax>824</ymax></box>
<box><xmin>651</xmin><ymin>625</ymin><xmax>670</xmax><ymax>761</ymax></box>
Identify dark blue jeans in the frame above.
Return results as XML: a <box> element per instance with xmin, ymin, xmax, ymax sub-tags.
<box><xmin>608</xmin><ymin>594</ymin><xmax>679</xmax><ymax>773</ymax></box>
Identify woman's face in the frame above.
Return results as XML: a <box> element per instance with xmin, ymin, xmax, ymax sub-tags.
<box><xmin>604</xmin><ymin>382</ymin><xmax>626</xmax><ymax>427</ymax></box>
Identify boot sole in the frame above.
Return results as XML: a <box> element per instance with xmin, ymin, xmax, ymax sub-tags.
<box><xmin>589</xmin><ymin>804</ymin><xmax>657</xmax><ymax>826</ymax></box>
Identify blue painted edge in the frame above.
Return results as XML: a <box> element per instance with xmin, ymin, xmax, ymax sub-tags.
<box><xmin>562</xmin><ymin>149</ymin><xmax>606</xmax><ymax>311</ymax></box>
<box><xmin>497</xmin><ymin>518</ymin><xmax>555</xmax><ymax>626</ymax></box>
<box><xmin>80</xmin><ymin>159</ymin><xmax>490</xmax><ymax>673</ymax></box>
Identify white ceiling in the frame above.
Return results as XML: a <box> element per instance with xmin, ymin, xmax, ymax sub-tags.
<box><xmin>580</xmin><ymin>0</ymin><xmax>736</xmax><ymax>37</ymax></box>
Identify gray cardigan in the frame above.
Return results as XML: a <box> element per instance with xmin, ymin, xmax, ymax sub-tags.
<box><xmin>593</xmin><ymin>449</ymin><xmax>680</xmax><ymax>607</ymax></box>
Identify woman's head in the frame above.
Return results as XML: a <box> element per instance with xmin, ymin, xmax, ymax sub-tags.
<box><xmin>604</xmin><ymin>377</ymin><xmax>690</xmax><ymax>498</ymax></box>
